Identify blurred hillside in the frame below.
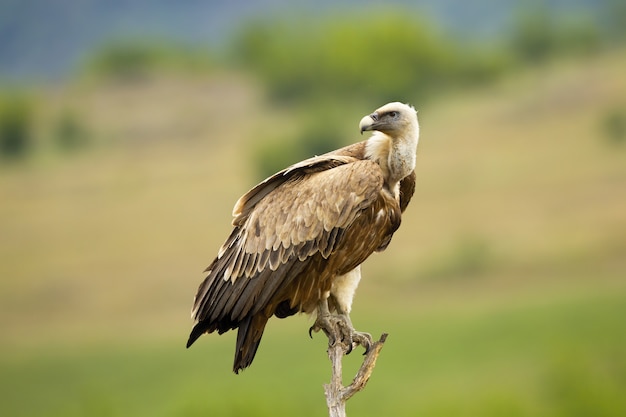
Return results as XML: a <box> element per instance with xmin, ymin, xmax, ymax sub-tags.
<box><xmin>1</xmin><ymin>5</ymin><xmax>626</xmax><ymax>417</ymax></box>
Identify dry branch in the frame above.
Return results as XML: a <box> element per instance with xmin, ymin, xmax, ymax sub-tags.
<box><xmin>323</xmin><ymin>333</ymin><xmax>388</xmax><ymax>417</ymax></box>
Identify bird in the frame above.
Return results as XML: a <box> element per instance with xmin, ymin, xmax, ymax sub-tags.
<box><xmin>187</xmin><ymin>102</ymin><xmax>420</xmax><ymax>373</ymax></box>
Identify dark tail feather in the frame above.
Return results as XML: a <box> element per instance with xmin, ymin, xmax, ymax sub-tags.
<box><xmin>186</xmin><ymin>320</ymin><xmax>212</xmax><ymax>348</ymax></box>
<box><xmin>233</xmin><ymin>314</ymin><xmax>269</xmax><ymax>373</ymax></box>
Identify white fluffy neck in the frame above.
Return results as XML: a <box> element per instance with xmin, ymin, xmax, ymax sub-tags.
<box><xmin>365</xmin><ymin>125</ymin><xmax>419</xmax><ymax>189</ymax></box>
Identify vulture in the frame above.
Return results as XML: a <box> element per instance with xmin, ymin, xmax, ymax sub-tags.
<box><xmin>187</xmin><ymin>102</ymin><xmax>420</xmax><ymax>373</ymax></box>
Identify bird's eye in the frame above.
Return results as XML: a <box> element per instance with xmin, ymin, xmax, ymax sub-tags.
<box><xmin>388</xmin><ymin>111</ymin><xmax>399</xmax><ymax>118</ymax></box>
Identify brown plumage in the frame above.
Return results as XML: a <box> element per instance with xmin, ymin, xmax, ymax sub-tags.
<box><xmin>187</xmin><ymin>102</ymin><xmax>420</xmax><ymax>373</ymax></box>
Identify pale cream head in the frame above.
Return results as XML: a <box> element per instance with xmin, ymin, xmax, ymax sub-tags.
<box><xmin>359</xmin><ymin>102</ymin><xmax>418</xmax><ymax>135</ymax></box>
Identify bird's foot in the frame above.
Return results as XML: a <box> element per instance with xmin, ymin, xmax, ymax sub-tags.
<box><xmin>309</xmin><ymin>313</ymin><xmax>373</xmax><ymax>355</ymax></box>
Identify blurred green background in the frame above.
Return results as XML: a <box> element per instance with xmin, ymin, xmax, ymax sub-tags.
<box><xmin>1</xmin><ymin>1</ymin><xmax>625</xmax><ymax>416</ymax></box>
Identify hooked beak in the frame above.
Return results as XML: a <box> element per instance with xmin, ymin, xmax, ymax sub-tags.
<box><xmin>359</xmin><ymin>112</ymin><xmax>379</xmax><ymax>134</ymax></box>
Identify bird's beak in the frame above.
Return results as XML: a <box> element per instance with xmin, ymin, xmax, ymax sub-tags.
<box><xmin>359</xmin><ymin>112</ymin><xmax>379</xmax><ymax>134</ymax></box>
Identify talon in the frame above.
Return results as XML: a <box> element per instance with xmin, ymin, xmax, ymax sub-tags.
<box><xmin>351</xmin><ymin>331</ymin><xmax>373</xmax><ymax>355</ymax></box>
<box><xmin>326</xmin><ymin>333</ymin><xmax>337</xmax><ymax>347</ymax></box>
<box><xmin>311</xmin><ymin>301</ymin><xmax>373</xmax><ymax>354</ymax></box>
<box><xmin>309</xmin><ymin>312</ymin><xmax>338</xmax><ymax>346</ymax></box>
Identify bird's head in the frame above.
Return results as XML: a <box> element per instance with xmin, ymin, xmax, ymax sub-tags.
<box><xmin>359</xmin><ymin>102</ymin><xmax>418</xmax><ymax>136</ymax></box>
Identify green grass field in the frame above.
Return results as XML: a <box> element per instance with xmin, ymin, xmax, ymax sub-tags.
<box><xmin>1</xmin><ymin>286</ymin><xmax>625</xmax><ymax>416</ymax></box>
<box><xmin>1</xmin><ymin>50</ymin><xmax>625</xmax><ymax>416</ymax></box>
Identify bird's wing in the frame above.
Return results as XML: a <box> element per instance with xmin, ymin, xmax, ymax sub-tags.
<box><xmin>231</xmin><ymin>153</ymin><xmax>356</xmax><ymax>226</ymax></box>
<box><xmin>190</xmin><ymin>157</ymin><xmax>385</xmax><ymax>324</ymax></box>
<box><xmin>399</xmin><ymin>170</ymin><xmax>416</xmax><ymax>212</ymax></box>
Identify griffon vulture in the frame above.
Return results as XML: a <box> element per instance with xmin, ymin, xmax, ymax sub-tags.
<box><xmin>187</xmin><ymin>102</ymin><xmax>420</xmax><ymax>373</ymax></box>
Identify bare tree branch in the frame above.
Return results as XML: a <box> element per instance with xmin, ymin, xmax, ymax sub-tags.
<box><xmin>323</xmin><ymin>333</ymin><xmax>388</xmax><ymax>417</ymax></box>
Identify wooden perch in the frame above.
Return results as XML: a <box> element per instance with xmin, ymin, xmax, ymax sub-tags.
<box><xmin>323</xmin><ymin>333</ymin><xmax>388</xmax><ymax>417</ymax></box>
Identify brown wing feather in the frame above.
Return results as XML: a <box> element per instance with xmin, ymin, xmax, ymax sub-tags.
<box><xmin>232</xmin><ymin>155</ymin><xmax>354</xmax><ymax>226</ymax></box>
<box><xmin>399</xmin><ymin>171</ymin><xmax>416</xmax><ymax>212</ymax></box>
<box><xmin>231</xmin><ymin>141</ymin><xmax>368</xmax><ymax>224</ymax></box>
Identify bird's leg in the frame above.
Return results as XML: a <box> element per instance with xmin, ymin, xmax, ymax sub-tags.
<box><xmin>309</xmin><ymin>297</ymin><xmax>340</xmax><ymax>345</ymax></box>
<box><xmin>330</xmin><ymin>294</ymin><xmax>373</xmax><ymax>355</ymax></box>
<box><xmin>309</xmin><ymin>297</ymin><xmax>373</xmax><ymax>354</ymax></box>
